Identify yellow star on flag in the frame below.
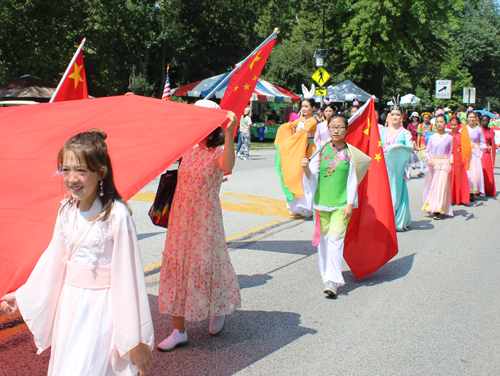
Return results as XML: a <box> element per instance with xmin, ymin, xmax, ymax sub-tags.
<box><xmin>234</xmin><ymin>85</ymin><xmax>239</xmax><ymax>91</ymax></box>
<box><xmin>250</xmin><ymin>51</ymin><xmax>261</xmax><ymax>70</ymax></box>
<box><xmin>378</xmin><ymin>140</ymin><xmax>382</xmax><ymax>147</ymax></box>
<box><xmin>243</xmin><ymin>83</ymin><xmax>250</xmax><ymax>90</ymax></box>
<box><xmin>252</xmin><ymin>75</ymin><xmax>258</xmax><ymax>81</ymax></box>
<box><xmin>68</xmin><ymin>63</ymin><xmax>84</xmax><ymax>89</ymax></box>
<box><xmin>363</xmin><ymin>118</ymin><xmax>371</xmax><ymax>140</ymax></box>
<box><xmin>374</xmin><ymin>153</ymin><xmax>382</xmax><ymax>162</ymax></box>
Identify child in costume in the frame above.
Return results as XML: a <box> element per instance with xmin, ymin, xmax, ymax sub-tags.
<box><xmin>302</xmin><ymin>114</ymin><xmax>371</xmax><ymax>297</ymax></box>
<box><xmin>0</xmin><ymin>129</ymin><xmax>154</xmax><ymax>376</ymax></box>
<box><xmin>465</xmin><ymin>111</ymin><xmax>486</xmax><ymax>200</ymax></box>
<box><xmin>380</xmin><ymin>100</ymin><xmax>414</xmax><ymax>231</ymax></box>
<box><xmin>422</xmin><ymin>114</ymin><xmax>454</xmax><ymax>220</ymax></box>
<box><xmin>480</xmin><ymin>115</ymin><xmax>497</xmax><ymax>196</ymax></box>
<box><xmin>275</xmin><ymin>85</ymin><xmax>318</xmax><ymax>217</ymax></box>
<box><xmin>416</xmin><ymin>112</ymin><xmax>435</xmax><ymax>177</ymax></box>
<box><xmin>449</xmin><ymin>116</ymin><xmax>471</xmax><ymax>205</ymax></box>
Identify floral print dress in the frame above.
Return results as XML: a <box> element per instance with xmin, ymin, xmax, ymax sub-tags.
<box><xmin>158</xmin><ymin>145</ymin><xmax>241</xmax><ymax>321</ymax></box>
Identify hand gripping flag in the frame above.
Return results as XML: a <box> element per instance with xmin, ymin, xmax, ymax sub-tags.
<box><xmin>0</xmin><ymin>95</ymin><xmax>229</xmax><ymax>298</ymax></box>
<box><xmin>50</xmin><ymin>38</ymin><xmax>88</xmax><ymax>102</ymax></box>
<box><xmin>219</xmin><ymin>33</ymin><xmax>277</xmax><ymax>125</ymax></box>
<box><xmin>343</xmin><ymin>98</ymin><xmax>398</xmax><ymax>279</ymax></box>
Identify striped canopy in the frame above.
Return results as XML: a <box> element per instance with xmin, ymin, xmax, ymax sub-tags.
<box><xmin>172</xmin><ymin>73</ymin><xmax>300</xmax><ymax>103</ymax></box>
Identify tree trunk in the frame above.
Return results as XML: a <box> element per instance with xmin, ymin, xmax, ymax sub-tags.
<box><xmin>372</xmin><ymin>63</ymin><xmax>385</xmax><ymax>111</ymax></box>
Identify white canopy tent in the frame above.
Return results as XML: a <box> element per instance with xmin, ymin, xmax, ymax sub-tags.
<box><xmin>326</xmin><ymin>80</ymin><xmax>378</xmax><ymax>103</ymax></box>
<box><xmin>387</xmin><ymin>94</ymin><xmax>420</xmax><ymax>107</ymax></box>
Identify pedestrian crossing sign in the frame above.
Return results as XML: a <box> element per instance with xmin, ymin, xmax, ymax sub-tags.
<box><xmin>312</xmin><ymin>68</ymin><xmax>330</xmax><ymax>86</ymax></box>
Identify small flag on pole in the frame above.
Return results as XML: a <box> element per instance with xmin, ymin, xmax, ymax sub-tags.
<box><xmin>50</xmin><ymin>38</ymin><xmax>88</xmax><ymax>103</ymax></box>
<box><xmin>162</xmin><ymin>67</ymin><xmax>171</xmax><ymax>100</ymax></box>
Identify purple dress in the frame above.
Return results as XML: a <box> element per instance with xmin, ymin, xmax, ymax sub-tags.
<box><xmin>422</xmin><ymin>133</ymin><xmax>453</xmax><ymax>216</ymax></box>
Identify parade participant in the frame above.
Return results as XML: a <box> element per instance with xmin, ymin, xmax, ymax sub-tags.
<box><xmin>283</xmin><ymin>103</ymin><xmax>299</xmax><ymax>123</ymax></box>
<box><xmin>157</xmin><ymin>100</ymin><xmax>241</xmax><ymax>352</ymax></box>
<box><xmin>302</xmin><ymin>114</ymin><xmax>371</xmax><ymax>297</ymax></box>
<box><xmin>275</xmin><ymin>85</ymin><xmax>318</xmax><ymax>217</ymax></box>
<box><xmin>422</xmin><ymin>114</ymin><xmax>454</xmax><ymax>219</ymax></box>
<box><xmin>237</xmin><ymin>105</ymin><xmax>253</xmax><ymax>160</ymax></box>
<box><xmin>417</xmin><ymin>112</ymin><xmax>435</xmax><ymax>177</ymax></box>
<box><xmin>449</xmin><ymin>116</ymin><xmax>471</xmax><ymax>205</ymax></box>
<box><xmin>466</xmin><ymin>111</ymin><xmax>486</xmax><ymax>200</ymax></box>
<box><xmin>480</xmin><ymin>115</ymin><xmax>497</xmax><ymax>196</ymax></box>
<box><xmin>380</xmin><ymin>101</ymin><xmax>414</xmax><ymax>231</ymax></box>
<box><xmin>0</xmin><ymin>129</ymin><xmax>154</xmax><ymax>376</ymax></box>
<box><xmin>349</xmin><ymin>101</ymin><xmax>359</xmax><ymax>117</ymax></box>
<box><xmin>406</xmin><ymin>112</ymin><xmax>421</xmax><ymax>179</ymax></box>
<box><xmin>314</xmin><ymin>103</ymin><xmax>336</xmax><ymax>147</ymax></box>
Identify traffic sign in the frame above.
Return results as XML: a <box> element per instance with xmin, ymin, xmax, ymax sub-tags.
<box><xmin>463</xmin><ymin>87</ymin><xmax>476</xmax><ymax>103</ymax></box>
<box><xmin>315</xmin><ymin>89</ymin><xmax>327</xmax><ymax>96</ymax></box>
<box><xmin>312</xmin><ymin>68</ymin><xmax>330</xmax><ymax>86</ymax></box>
<box><xmin>436</xmin><ymin>80</ymin><xmax>452</xmax><ymax>99</ymax></box>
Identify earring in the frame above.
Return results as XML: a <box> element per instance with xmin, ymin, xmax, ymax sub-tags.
<box><xmin>99</xmin><ymin>180</ymin><xmax>104</xmax><ymax>197</ymax></box>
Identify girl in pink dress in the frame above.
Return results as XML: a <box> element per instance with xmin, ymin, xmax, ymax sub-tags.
<box><xmin>480</xmin><ymin>115</ymin><xmax>497</xmax><ymax>196</ymax></box>
<box><xmin>422</xmin><ymin>115</ymin><xmax>454</xmax><ymax>220</ymax></box>
<box><xmin>466</xmin><ymin>111</ymin><xmax>486</xmax><ymax>199</ymax></box>
<box><xmin>157</xmin><ymin>101</ymin><xmax>241</xmax><ymax>352</ymax></box>
<box><xmin>0</xmin><ymin>129</ymin><xmax>154</xmax><ymax>376</ymax></box>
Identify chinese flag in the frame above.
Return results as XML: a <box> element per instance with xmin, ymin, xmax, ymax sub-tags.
<box><xmin>51</xmin><ymin>40</ymin><xmax>88</xmax><ymax>102</ymax></box>
<box><xmin>0</xmin><ymin>95</ymin><xmax>229</xmax><ymax>298</ymax></box>
<box><xmin>344</xmin><ymin>98</ymin><xmax>398</xmax><ymax>279</ymax></box>
<box><xmin>220</xmin><ymin>34</ymin><xmax>277</xmax><ymax>127</ymax></box>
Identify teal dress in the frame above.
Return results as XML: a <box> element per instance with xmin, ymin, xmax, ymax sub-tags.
<box><xmin>380</xmin><ymin>127</ymin><xmax>414</xmax><ymax>230</ymax></box>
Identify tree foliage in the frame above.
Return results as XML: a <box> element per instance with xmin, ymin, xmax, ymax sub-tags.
<box><xmin>1</xmin><ymin>0</ymin><xmax>499</xmax><ymax>110</ymax></box>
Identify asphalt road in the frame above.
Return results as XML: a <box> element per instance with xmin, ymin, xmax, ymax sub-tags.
<box><xmin>1</xmin><ymin>147</ymin><xmax>499</xmax><ymax>376</ymax></box>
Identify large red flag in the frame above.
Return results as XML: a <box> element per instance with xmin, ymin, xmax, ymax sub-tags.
<box><xmin>0</xmin><ymin>95</ymin><xmax>229</xmax><ymax>298</ymax></box>
<box><xmin>220</xmin><ymin>34</ymin><xmax>277</xmax><ymax>123</ymax></box>
<box><xmin>344</xmin><ymin>98</ymin><xmax>398</xmax><ymax>279</ymax></box>
<box><xmin>50</xmin><ymin>39</ymin><xmax>88</xmax><ymax>102</ymax></box>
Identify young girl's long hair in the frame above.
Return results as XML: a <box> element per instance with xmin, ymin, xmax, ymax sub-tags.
<box><xmin>58</xmin><ymin>128</ymin><xmax>131</xmax><ymax>221</ymax></box>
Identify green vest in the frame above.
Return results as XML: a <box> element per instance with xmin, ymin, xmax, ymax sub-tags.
<box><xmin>315</xmin><ymin>144</ymin><xmax>350</xmax><ymax>207</ymax></box>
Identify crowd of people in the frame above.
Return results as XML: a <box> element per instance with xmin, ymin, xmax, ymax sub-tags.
<box><xmin>275</xmin><ymin>95</ymin><xmax>498</xmax><ymax>297</ymax></box>
<box><xmin>0</xmin><ymin>95</ymin><xmax>498</xmax><ymax>375</ymax></box>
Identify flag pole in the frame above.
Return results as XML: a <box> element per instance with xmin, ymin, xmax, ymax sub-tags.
<box><xmin>49</xmin><ymin>38</ymin><xmax>86</xmax><ymax>103</ymax></box>
<box><xmin>204</xmin><ymin>28</ymin><xmax>279</xmax><ymax>100</ymax></box>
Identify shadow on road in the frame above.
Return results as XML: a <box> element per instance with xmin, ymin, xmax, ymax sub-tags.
<box><xmin>340</xmin><ymin>253</ymin><xmax>416</xmax><ymax>295</ymax></box>
<box><xmin>238</xmin><ymin>274</ymin><xmax>273</xmax><ymax>289</ymax></box>
<box><xmin>228</xmin><ymin>240</ymin><xmax>316</xmax><ymax>256</ymax></box>
<box><xmin>149</xmin><ymin>295</ymin><xmax>316</xmax><ymax>376</ymax></box>
<box><xmin>137</xmin><ymin>231</ymin><xmax>165</xmax><ymax>241</ymax></box>
<box><xmin>408</xmin><ymin>220</ymin><xmax>434</xmax><ymax>231</ymax></box>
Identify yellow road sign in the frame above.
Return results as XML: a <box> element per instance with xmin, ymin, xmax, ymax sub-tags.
<box><xmin>312</xmin><ymin>67</ymin><xmax>330</xmax><ymax>86</ymax></box>
<box><xmin>315</xmin><ymin>89</ymin><xmax>327</xmax><ymax>96</ymax></box>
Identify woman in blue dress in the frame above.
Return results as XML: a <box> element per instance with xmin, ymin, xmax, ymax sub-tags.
<box><xmin>380</xmin><ymin>104</ymin><xmax>414</xmax><ymax>231</ymax></box>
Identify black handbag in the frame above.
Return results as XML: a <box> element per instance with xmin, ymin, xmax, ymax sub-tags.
<box><xmin>148</xmin><ymin>161</ymin><xmax>181</xmax><ymax>228</ymax></box>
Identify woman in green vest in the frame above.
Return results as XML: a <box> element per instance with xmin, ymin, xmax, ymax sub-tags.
<box><xmin>302</xmin><ymin>114</ymin><xmax>370</xmax><ymax>297</ymax></box>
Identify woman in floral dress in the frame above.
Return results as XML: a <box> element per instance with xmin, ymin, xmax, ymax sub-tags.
<box><xmin>157</xmin><ymin>100</ymin><xmax>241</xmax><ymax>352</ymax></box>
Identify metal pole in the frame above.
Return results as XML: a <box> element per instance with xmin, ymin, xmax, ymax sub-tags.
<box><xmin>204</xmin><ymin>29</ymin><xmax>279</xmax><ymax>100</ymax></box>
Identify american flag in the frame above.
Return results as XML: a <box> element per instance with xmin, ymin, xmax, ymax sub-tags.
<box><xmin>162</xmin><ymin>67</ymin><xmax>171</xmax><ymax>100</ymax></box>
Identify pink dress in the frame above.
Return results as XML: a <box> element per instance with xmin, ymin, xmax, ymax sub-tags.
<box><xmin>158</xmin><ymin>145</ymin><xmax>241</xmax><ymax>321</ymax></box>
<box><xmin>422</xmin><ymin>133</ymin><xmax>453</xmax><ymax>216</ymax></box>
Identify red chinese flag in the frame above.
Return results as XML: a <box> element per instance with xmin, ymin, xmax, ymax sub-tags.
<box><xmin>220</xmin><ymin>35</ymin><xmax>277</xmax><ymax>127</ymax></box>
<box><xmin>344</xmin><ymin>98</ymin><xmax>398</xmax><ymax>279</ymax></box>
<box><xmin>51</xmin><ymin>42</ymin><xmax>88</xmax><ymax>102</ymax></box>
<box><xmin>0</xmin><ymin>95</ymin><xmax>229</xmax><ymax>298</ymax></box>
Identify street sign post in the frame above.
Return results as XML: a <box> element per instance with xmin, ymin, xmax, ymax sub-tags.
<box><xmin>435</xmin><ymin>80</ymin><xmax>452</xmax><ymax>99</ymax></box>
<box><xmin>312</xmin><ymin>68</ymin><xmax>331</xmax><ymax>87</ymax></box>
<box><xmin>463</xmin><ymin>87</ymin><xmax>476</xmax><ymax>104</ymax></box>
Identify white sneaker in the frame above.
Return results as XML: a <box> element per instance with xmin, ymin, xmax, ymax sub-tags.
<box><xmin>209</xmin><ymin>315</ymin><xmax>226</xmax><ymax>336</ymax></box>
<box><xmin>243</xmin><ymin>156</ymin><xmax>252</xmax><ymax>160</ymax></box>
<box><xmin>157</xmin><ymin>329</ymin><xmax>188</xmax><ymax>352</ymax></box>
<box><xmin>237</xmin><ymin>153</ymin><xmax>244</xmax><ymax>160</ymax></box>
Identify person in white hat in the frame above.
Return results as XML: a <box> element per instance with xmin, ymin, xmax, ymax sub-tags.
<box><xmin>237</xmin><ymin>104</ymin><xmax>253</xmax><ymax>160</ymax></box>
